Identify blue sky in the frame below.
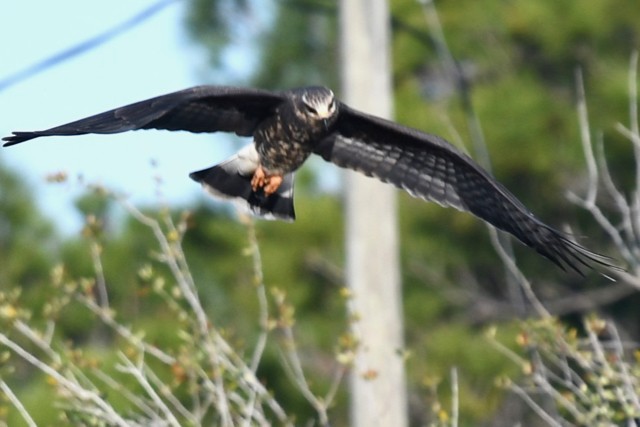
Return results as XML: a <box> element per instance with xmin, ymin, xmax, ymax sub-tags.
<box><xmin>0</xmin><ymin>0</ymin><xmax>253</xmax><ymax>233</ymax></box>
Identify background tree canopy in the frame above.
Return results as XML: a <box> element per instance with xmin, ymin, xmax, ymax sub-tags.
<box><xmin>1</xmin><ymin>0</ymin><xmax>639</xmax><ymax>425</ymax></box>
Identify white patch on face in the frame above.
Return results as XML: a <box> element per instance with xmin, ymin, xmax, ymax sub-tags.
<box><xmin>302</xmin><ymin>90</ymin><xmax>336</xmax><ymax>119</ymax></box>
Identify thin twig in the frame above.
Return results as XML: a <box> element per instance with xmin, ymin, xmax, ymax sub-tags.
<box><xmin>509</xmin><ymin>383</ymin><xmax>563</xmax><ymax>427</ymax></box>
<box><xmin>0</xmin><ymin>333</ymin><xmax>130</xmax><ymax>427</ymax></box>
<box><xmin>144</xmin><ymin>361</ymin><xmax>197</xmax><ymax>424</ymax></box>
<box><xmin>13</xmin><ymin>320</ymin><xmax>61</xmax><ymax>363</ymax></box>
<box><xmin>606</xmin><ymin>322</ymin><xmax>640</xmax><ymax>413</ymax></box>
<box><xmin>77</xmin><ymin>294</ymin><xmax>176</xmax><ymax>365</ymax></box>
<box><xmin>0</xmin><ymin>380</ymin><xmax>38</xmax><ymax>427</ymax></box>
<box><xmin>575</xmin><ymin>68</ymin><xmax>599</xmax><ymax>206</ymax></box>
<box><xmin>89</xmin><ymin>240</ymin><xmax>110</xmax><ymax>308</ymax></box>
<box><xmin>241</xmin><ymin>215</ymin><xmax>270</xmax><ymax>373</ymax></box>
<box><xmin>487</xmin><ymin>227</ymin><xmax>550</xmax><ymax>318</ymax></box>
<box><xmin>450</xmin><ymin>367</ymin><xmax>459</xmax><ymax>427</ymax></box>
<box><xmin>116</xmin><ymin>352</ymin><xmax>182</xmax><ymax>427</ymax></box>
<box><xmin>278</xmin><ymin>326</ymin><xmax>331</xmax><ymax>426</ymax></box>
<box><xmin>323</xmin><ymin>364</ymin><xmax>346</xmax><ymax>413</ymax></box>
<box><xmin>91</xmin><ymin>369</ymin><xmax>158</xmax><ymax>420</ymax></box>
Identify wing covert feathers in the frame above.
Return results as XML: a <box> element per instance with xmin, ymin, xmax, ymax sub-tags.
<box><xmin>3</xmin><ymin>86</ymin><xmax>285</xmax><ymax>146</ymax></box>
<box><xmin>315</xmin><ymin>105</ymin><xmax>619</xmax><ymax>275</ymax></box>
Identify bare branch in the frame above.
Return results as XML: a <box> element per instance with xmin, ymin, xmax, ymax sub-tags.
<box><xmin>575</xmin><ymin>68</ymin><xmax>599</xmax><ymax>206</ymax></box>
<box><xmin>0</xmin><ymin>332</ymin><xmax>130</xmax><ymax>427</ymax></box>
<box><xmin>0</xmin><ymin>380</ymin><xmax>38</xmax><ymax>427</ymax></box>
<box><xmin>115</xmin><ymin>352</ymin><xmax>182</xmax><ymax>427</ymax></box>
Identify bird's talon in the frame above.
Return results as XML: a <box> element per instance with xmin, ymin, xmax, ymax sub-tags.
<box><xmin>251</xmin><ymin>166</ymin><xmax>283</xmax><ymax>195</ymax></box>
<box><xmin>251</xmin><ymin>167</ymin><xmax>267</xmax><ymax>192</ymax></box>
<box><xmin>263</xmin><ymin>175</ymin><xmax>283</xmax><ymax>196</ymax></box>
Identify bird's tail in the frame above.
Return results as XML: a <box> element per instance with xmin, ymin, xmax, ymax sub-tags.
<box><xmin>189</xmin><ymin>148</ymin><xmax>295</xmax><ymax>221</ymax></box>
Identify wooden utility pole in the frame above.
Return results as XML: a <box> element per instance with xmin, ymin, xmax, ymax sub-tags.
<box><xmin>339</xmin><ymin>1</ymin><xmax>407</xmax><ymax>426</ymax></box>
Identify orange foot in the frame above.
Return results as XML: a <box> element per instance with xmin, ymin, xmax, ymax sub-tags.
<box><xmin>251</xmin><ymin>166</ymin><xmax>284</xmax><ymax>196</ymax></box>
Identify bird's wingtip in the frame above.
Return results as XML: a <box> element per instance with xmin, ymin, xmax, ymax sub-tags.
<box><xmin>554</xmin><ymin>236</ymin><xmax>625</xmax><ymax>279</ymax></box>
<box><xmin>2</xmin><ymin>132</ymin><xmax>37</xmax><ymax>147</ymax></box>
<box><xmin>2</xmin><ymin>135</ymin><xmax>16</xmax><ymax>146</ymax></box>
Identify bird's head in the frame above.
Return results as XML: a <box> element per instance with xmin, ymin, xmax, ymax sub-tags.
<box><xmin>299</xmin><ymin>87</ymin><xmax>338</xmax><ymax>127</ymax></box>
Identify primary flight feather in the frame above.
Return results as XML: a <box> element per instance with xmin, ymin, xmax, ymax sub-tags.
<box><xmin>2</xmin><ymin>85</ymin><xmax>616</xmax><ymax>274</ymax></box>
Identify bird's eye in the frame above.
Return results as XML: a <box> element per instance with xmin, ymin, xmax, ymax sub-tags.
<box><xmin>304</xmin><ymin>104</ymin><xmax>318</xmax><ymax>115</ymax></box>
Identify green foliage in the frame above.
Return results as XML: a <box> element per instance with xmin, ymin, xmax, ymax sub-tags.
<box><xmin>185</xmin><ymin>0</ymin><xmax>253</xmax><ymax>69</ymax></box>
<box><xmin>0</xmin><ymin>161</ymin><xmax>56</xmax><ymax>291</ymax></box>
<box><xmin>490</xmin><ymin>316</ymin><xmax>640</xmax><ymax>426</ymax></box>
<box><xmin>411</xmin><ymin>323</ymin><xmax>523</xmax><ymax>425</ymax></box>
<box><xmin>251</xmin><ymin>0</ymin><xmax>339</xmax><ymax>90</ymax></box>
<box><xmin>2</xmin><ymin>199</ymin><xmax>336</xmax><ymax>425</ymax></box>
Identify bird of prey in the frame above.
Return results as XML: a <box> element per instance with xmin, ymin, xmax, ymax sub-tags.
<box><xmin>3</xmin><ymin>85</ymin><xmax>614</xmax><ymax>274</ymax></box>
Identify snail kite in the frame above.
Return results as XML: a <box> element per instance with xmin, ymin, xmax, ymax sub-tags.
<box><xmin>2</xmin><ymin>85</ymin><xmax>615</xmax><ymax>274</ymax></box>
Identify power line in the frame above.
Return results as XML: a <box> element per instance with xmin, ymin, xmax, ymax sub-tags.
<box><xmin>0</xmin><ymin>0</ymin><xmax>180</xmax><ymax>93</ymax></box>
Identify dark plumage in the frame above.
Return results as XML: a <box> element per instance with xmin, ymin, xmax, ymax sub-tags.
<box><xmin>2</xmin><ymin>85</ymin><xmax>617</xmax><ymax>274</ymax></box>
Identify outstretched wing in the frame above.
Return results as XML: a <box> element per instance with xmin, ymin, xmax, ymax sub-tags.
<box><xmin>3</xmin><ymin>86</ymin><xmax>286</xmax><ymax>146</ymax></box>
<box><xmin>314</xmin><ymin>104</ymin><xmax>614</xmax><ymax>274</ymax></box>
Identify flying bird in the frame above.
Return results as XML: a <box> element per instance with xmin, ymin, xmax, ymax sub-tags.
<box><xmin>2</xmin><ymin>85</ymin><xmax>615</xmax><ymax>274</ymax></box>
